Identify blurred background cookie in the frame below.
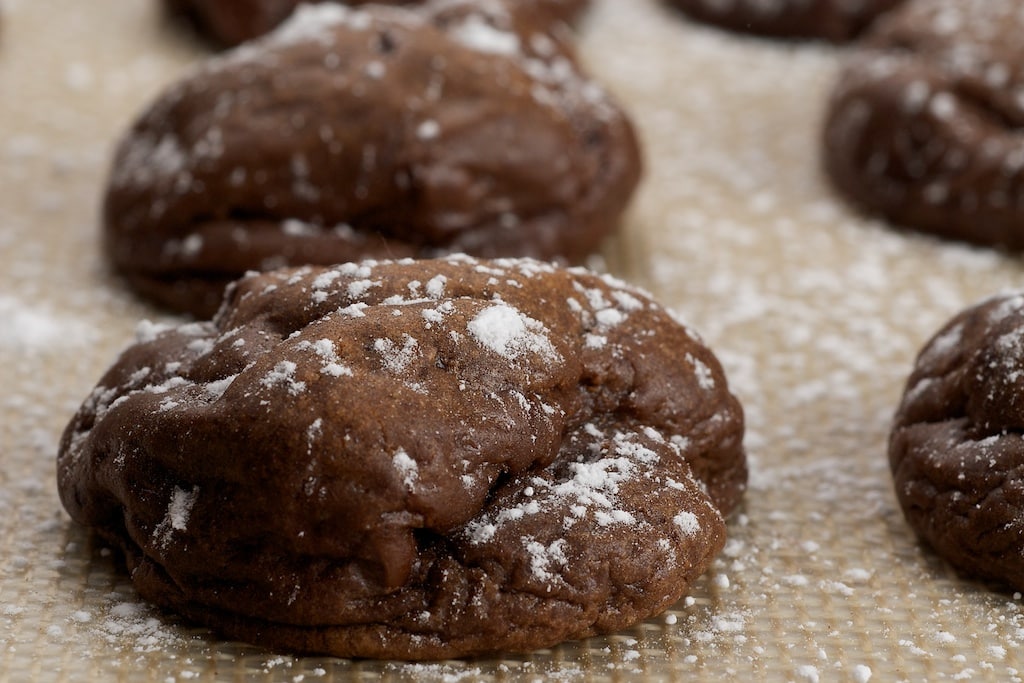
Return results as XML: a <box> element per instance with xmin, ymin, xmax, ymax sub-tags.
<box><xmin>823</xmin><ymin>0</ymin><xmax>1024</xmax><ymax>249</ymax></box>
<box><xmin>104</xmin><ymin>2</ymin><xmax>641</xmax><ymax>316</ymax></box>
<box><xmin>663</xmin><ymin>0</ymin><xmax>903</xmax><ymax>43</ymax></box>
<box><xmin>164</xmin><ymin>0</ymin><xmax>591</xmax><ymax>47</ymax></box>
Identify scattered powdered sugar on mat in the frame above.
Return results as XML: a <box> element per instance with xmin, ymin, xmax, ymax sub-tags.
<box><xmin>0</xmin><ymin>295</ymin><xmax>96</xmax><ymax>351</ymax></box>
<box><xmin>80</xmin><ymin>599</ymin><xmax>188</xmax><ymax>655</ymax></box>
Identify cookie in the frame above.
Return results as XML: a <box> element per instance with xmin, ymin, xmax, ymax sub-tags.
<box><xmin>58</xmin><ymin>255</ymin><xmax>747</xmax><ymax>659</ymax></box>
<box><xmin>106</xmin><ymin>2</ymin><xmax>641</xmax><ymax>317</ymax></box>
<box><xmin>664</xmin><ymin>0</ymin><xmax>903</xmax><ymax>43</ymax></box>
<box><xmin>890</xmin><ymin>292</ymin><xmax>1024</xmax><ymax>591</ymax></box>
<box><xmin>823</xmin><ymin>0</ymin><xmax>1024</xmax><ymax>249</ymax></box>
<box><xmin>164</xmin><ymin>0</ymin><xmax>591</xmax><ymax>47</ymax></box>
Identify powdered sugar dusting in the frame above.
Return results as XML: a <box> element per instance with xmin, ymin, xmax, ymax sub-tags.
<box><xmin>201</xmin><ymin>374</ymin><xmax>235</xmax><ymax>399</ymax></box>
<box><xmin>449</xmin><ymin>15</ymin><xmax>521</xmax><ymax>56</ymax></box>
<box><xmin>674</xmin><ymin>511</ymin><xmax>701</xmax><ymax>537</ymax></box>
<box><xmin>686</xmin><ymin>353</ymin><xmax>716</xmax><ymax>391</ymax></box>
<box><xmin>152</xmin><ymin>485</ymin><xmax>198</xmax><ymax>548</ymax></box>
<box><xmin>853</xmin><ymin>665</ymin><xmax>873</xmax><ymax>683</ymax></box>
<box><xmin>166</xmin><ymin>487</ymin><xmax>196</xmax><ymax>531</ymax></box>
<box><xmin>463</xmin><ymin>429</ymin><xmax>695</xmax><ymax>551</ymax></box>
<box><xmin>467</xmin><ymin>303</ymin><xmax>559</xmax><ymax>362</ymax></box>
<box><xmin>298</xmin><ymin>338</ymin><xmax>353</xmax><ymax>377</ymax></box>
<box><xmin>111</xmin><ymin>132</ymin><xmax>188</xmax><ymax>189</ymax></box>
<box><xmin>525</xmin><ymin>537</ymin><xmax>569</xmax><ymax>584</ymax></box>
<box><xmin>392</xmin><ymin>449</ymin><xmax>419</xmax><ymax>491</ymax></box>
<box><xmin>425</xmin><ymin>274</ymin><xmax>447</xmax><ymax>299</ymax></box>
<box><xmin>373</xmin><ymin>334</ymin><xmax>420</xmax><ymax>374</ymax></box>
<box><xmin>0</xmin><ymin>295</ymin><xmax>95</xmax><ymax>351</ymax></box>
<box><xmin>260</xmin><ymin>360</ymin><xmax>307</xmax><ymax>395</ymax></box>
<box><xmin>266</xmin><ymin>3</ymin><xmax>358</xmax><ymax>48</ymax></box>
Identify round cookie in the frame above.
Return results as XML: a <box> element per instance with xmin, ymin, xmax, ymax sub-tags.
<box><xmin>663</xmin><ymin>0</ymin><xmax>904</xmax><ymax>43</ymax></box>
<box><xmin>823</xmin><ymin>0</ymin><xmax>1024</xmax><ymax>249</ymax></box>
<box><xmin>890</xmin><ymin>292</ymin><xmax>1024</xmax><ymax>591</ymax></box>
<box><xmin>164</xmin><ymin>0</ymin><xmax>591</xmax><ymax>47</ymax></box>
<box><xmin>58</xmin><ymin>255</ymin><xmax>747</xmax><ymax>659</ymax></box>
<box><xmin>106</xmin><ymin>2</ymin><xmax>641</xmax><ymax>317</ymax></box>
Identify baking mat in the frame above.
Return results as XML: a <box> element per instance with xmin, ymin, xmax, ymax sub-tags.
<box><xmin>4</xmin><ymin>0</ymin><xmax>1024</xmax><ymax>680</ymax></box>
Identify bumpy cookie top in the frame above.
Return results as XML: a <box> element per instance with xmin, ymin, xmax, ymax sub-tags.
<box><xmin>58</xmin><ymin>256</ymin><xmax>746</xmax><ymax>658</ymax></box>
<box><xmin>105</xmin><ymin>1</ymin><xmax>641</xmax><ymax>316</ymax></box>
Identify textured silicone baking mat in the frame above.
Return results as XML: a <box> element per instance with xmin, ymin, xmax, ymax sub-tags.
<box><xmin>5</xmin><ymin>0</ymin><xmax>1024</xmax><ymax>681</ymax></box>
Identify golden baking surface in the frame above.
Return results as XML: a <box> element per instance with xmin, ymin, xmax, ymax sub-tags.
<box><xmin>4</xmin><ymin>0</ymin><xmax>1024</xmax><ymax>681</ymax></box>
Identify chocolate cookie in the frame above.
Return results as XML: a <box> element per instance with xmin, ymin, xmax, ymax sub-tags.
<box><xmin>664</xmin><ymin>0</ymin><xmax>903</xmax><ymax>43</ymax></box>
<box><xmin>58</xmin><ymin>256</ymin><xmax>747</xmax><ymax>659</ymax></box>
<box><xmin>107</xmin><ymin>2</ymin><xmax>640</xmax><ymax>317</ymax></box>
<box><xmin>165</xmin><ymin>0</ymin><xmax>591</xmax><ymax>47</ymax></box>
<box><xmin>890</xmin><ymin>292</ymin><xmax>1024</xmax><ymax>591</ymax></box>
<box><xmin>823</xmin><ymin>0</ymin><xmax>1024</xmax><ymax>249</ymax></box>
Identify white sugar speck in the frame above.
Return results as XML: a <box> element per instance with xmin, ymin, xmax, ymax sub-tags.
<box><xmin>0</xmin><ymin>295</ymin><xmax>95</xmax><ymax>350</ymax></box>
<box><xmin>674</xmin><ymin>511</ymin><xmax>701</xmax><ymax>536</ymax></box>
<box><xmin>595</xmin><ymin>308</ymin><xmax>626</xmax><ymax>327</ymax></box>
<box><xmin>269</xmin><ymin>4</ymin><xmax>356</xmax><ymax>47</ymax></box>
<box><xmin>795</xmin><ymin>664</ymin><xmax>820</xmax><ymax>683</ymax></box>
<box><xmin>987</xmin><ymin>645</ymin><xmax>1007</xmax><ymax>660</ymax></box>
<box><xmin>337</xmin><ymin>302</ymin><xmax>369</xmax><ymax>318</ymax></box>
<box><xmin>181</xmin><ymin>233</ymin><xmax>203</xmax><ymax>257</ymax></box>
<box><xmin>853</xmin><ymin>664</ymin><xmax>872</xmax><ymax>683</ymax></box>
<box><xmin>307</xmin><ymin>418</ymin><xmax>323</xmax><ymax>445</ymax></box>
<box><xmin>393</xmin><ymin>449</ymin><xmax>418</xmax><ymax>490</ymax></box>
<box><xmin>467</xmin><ymin>303</ymin><xmax>558</xmax><ymax>362</ymax></box>
<box><xmin>347</xmin><ymin>279</ymin><xmax>379</xmax><ymax>299</ymax></box>
<box><xmin>150</xmin><ymin>484</ymin><xmax>201</xmax><ymax>548</ymax></box>
<box><xmin>261</xmin><ymin>360</ymin><xmax>306</xmax><ymax>395</ymax></box>
<box><xmin>373</xmin><ymin>335</ymin><xmax>419</xmax><ymax>374</ymax></box>
<box><xmin>426</xmin><ymin>274</ymin><xmax>447</xmax><ymax>299</ymax></box>
<box><xmin>168</xmin><ymin>487</ymin><xmax>197</xmax><ymax>532</ymax></box>
<box><xmin>525</xmin><ymin>537</ymin><xmax>568</xmax><ymax>584</ymax></box>
<box><xmin>417</xmin><ymin>120</ymin><xmax>440</xmax><ymax>140</ymax></box>
<box><xmin>686</xmin><ymin>353</ymin><xmax>715</xmax><ymax>390</ymax></box>
<box><xmin>450</xmin><ymin>15</ymin><xmax>520</xmax><ymax>56</ymax></box>
<box><xmin>312</xmin><ymin>270</ymin><xmax>342</xmax><ymax>291</ymax></box>
<box><xmin>204</xmin><ymin>374</ymin><xmax>237</xmax><ymax>399</ymax></box>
